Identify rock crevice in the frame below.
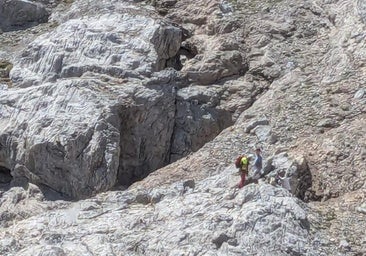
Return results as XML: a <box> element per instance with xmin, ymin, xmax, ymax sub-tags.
<box><xmin>0</xmin><ymin>166</ymin><xmax>12</xmax><ymax>184</ymax></box>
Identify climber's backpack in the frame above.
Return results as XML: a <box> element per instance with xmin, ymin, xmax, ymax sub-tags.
<box><xmin>235</xmin><ymin>156</ymin><xmax>243</xmax><ymax>168</ymax></box>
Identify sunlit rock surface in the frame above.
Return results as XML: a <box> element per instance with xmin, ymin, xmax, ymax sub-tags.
<box><xmin>0</xmin><ymin>0</ymin><xmax>365</xmax><ymax>255</ymax></box>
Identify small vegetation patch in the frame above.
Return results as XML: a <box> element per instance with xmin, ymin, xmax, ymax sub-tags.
<box><xmin>0</xmin><ymin>60</ymin><xmax>13</xmax><ymax>73</ymax></box>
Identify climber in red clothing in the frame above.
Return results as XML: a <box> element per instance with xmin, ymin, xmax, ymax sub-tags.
<box><xmin>235</xmin><ymin>155</ymin><xmax>249</xmax><ymax>188</ymax></box>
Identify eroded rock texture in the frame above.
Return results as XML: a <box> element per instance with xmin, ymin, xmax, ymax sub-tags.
<box><xmin>1</xmin><ymin>2</ymin><xmax>183</xmax><ymax>197</ymax></box>
<box><xmin>0</xmin><ymin>169</ymin><xmax>323</xmax><ymax>255</ymax></box>
<box><xmin>0</xmin><ymin>0</ymin><xmax>365</xmax><ymax>255</ymax></box>
<box><xmin>0</xmin><ymin>0</ymin><xmax>256</xmax><ymax>198</ymax></box>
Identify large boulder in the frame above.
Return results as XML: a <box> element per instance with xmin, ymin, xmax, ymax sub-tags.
<box><xmin>1</xmin><ymin>0</ymin><xmax>366</xmax><ymax>254</ymax></box>
<box><xmin>0</xmin><ymin>0</ymin><xmax>49</xmax><ymax>32</ymax></box>
<box><xmin>0</xmin><ymin>2</ymin><xmax>182</xmax><ymax>198</ymax></box>
<box><xmin>0</xmin><ymin>78</ymin><xmax>177</xmax><ymax>198</ymax></box>
<box><xmin>263</xmin><ymin>152</ymin><xmax>312</xmax><ymax>200</ymax></box>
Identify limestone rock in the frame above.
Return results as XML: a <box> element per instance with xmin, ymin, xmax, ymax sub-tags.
<box><xmin>0</xmin><ymin>182</ymin><xmax>64</xmax><ymax>228</ymax></box>
<box><xmin>354</xmin><ymin>88</ymin><xmax>365</xmax><ymax>99</ymax></box>
<box><xmin>264</xmin><ymin>152</ymin><xmax>311</xmax><ymax>200</ymax></box>
<box><xmin>31</xmin><ymin>0</ymin><xmax>62</xmax><ymax>9</ymax></box>
<box><xmin>356</xmin><ymin>202</ymin><xmax>366</xmax><ymax>214</ymax></box>
<box><xmin>0</xmin><ymin>0</ymin><xmax>366</xmax><ymax>254</ymax></box>
<box><xmin>0</xmin><ymin>169</ymin><xmax>322</xmax><ymax>255</ymax></box>
<box><xmin>183</xmin><ymin>50</ymin><xmax>246</xmax><ymax>84</ymax></box>
<box><xmin>10</xmin><ymin>12</ymin><xmax>181</xmax><ymax>87</ymax></box>
<box><xmin>1</xmin><ymin>0</ymin><xmax>255</xmax><ymax>198</ymax></box>
<box><xmin>170</xmin><ymin>85</ymin><xmax>233</xmax><ymax>161</ymax></box>
<box><xmin>1</xmin><ymin>1</ymin><xmax>184</xmax><ymax>198</ymax></box>
<box><xmin>0</xmin><ymin>76</ymin><xmax>179</xmax><ymax>198</ymax></box>
<box><xmin>219</xmin><ymin>1</ymin><xmax>234</xmax><ymax>14</ymax></box>
<box><xmin>317</xmin><ymin>118</ymin><xmax>337</xmax><ymax>128</ymax></box>
<box><xmin>245</xmin><ymin>118</ymin><xmax>270</xmax><ymax>133</ymax></box>
<box><xmin>252</xmin><ymin>125</ymin><xmax>272</xmax><ymax>142</ymax></box>
<box><xmin>0</xmin><ymin>0</ymin><xmax>49</xmax><ymax>32</ymax></box>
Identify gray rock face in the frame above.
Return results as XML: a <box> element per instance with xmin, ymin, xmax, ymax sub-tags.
<box><xmin>264</xmin><ymin>152</ymin><xmax>312</xmax><ymax>200</ymax></box>
<box><xmin>0</xmin><ymin>78</ymin><xmax>178</xmax><ymax>198</ymax></box>
<box><xmin>116</xmin><ymin>84</ymin><xmax>176</xmax><ymax>186</ymax></box>
<box><xmin>183</xmin><ymin>50</ymin><xmax>246</xmax><ymax>85</ymax></box>
<box><xmin>0</xmin><ymin>1</ymin><xmax>184</xmax><ymax>198</ymax></box>
<box><xmin>10</xmin><ymin>12</ymin><xmax>181</xmax><ymax>87</ymax></box>
<box><xmin>0</xmin><ymin>0</ymin><xmax>366</xmax><ymax>254</ymax></box>
<box><xmin>31</xmin><ymin>0</ymin><xmax>61</xmax><ymax>8</ymax></box>
<box><xmin>0</xmin><ymin>183</ymin><xmax>56</xmax><ymax>229</ymax></box>
<box><xmin>1</xmin><ymin>0</ymin><xmax>257</xmax><ymax>198</ymax></box>
<box><xmin>0</xmin><ymin>169</ymin><xmax>321</xmax><ymax>255</ymax></box>
<box><xmin>170</xmin><ymin>85</ymin><xmax>233</xmax><ymax>161</ymax></box>
<box><xmin>354</xmin><ymin>88</ymin><xmax>365</xmax><ymax>99</ymax></box>
<box><xmin>0</xmin><ymin>0</ymin><xmax>245</xmax><ymax>198</ymax></box>
<box><xmin>0</xmin><ymin>0</ymin><xmax>49</xmax><ymax>32</ymax></box>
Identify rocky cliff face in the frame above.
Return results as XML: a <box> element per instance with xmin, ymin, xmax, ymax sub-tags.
<box><xmin>0</xmin><ymin>0</ymin><xmax>253</xmax><ymax>198</ymax></box>
<box><xmin>0</xmin><ymin>0</ymin><xmax>365</xmax><ymax>255</ymax></box>
<box><xmin>0</xmin><ymin>171</ymin><xmax>322</xmax><ymax>255</ymax></box>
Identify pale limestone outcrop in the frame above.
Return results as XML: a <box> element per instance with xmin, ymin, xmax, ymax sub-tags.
<box><xmin>10</xmin><ymin>12</ymin><xmax>181</xmax><ymax>87</ymax></box>
<box><xmin>0</xmin><ymin>0</ymin><xmax>366</xmax><ymax>254</ymax></box>
<box><xmin>1</xmin><ymin>0</ymin><xmax>246</xmax><ymax>198</ymax></box>
<box><xmin>1</xmin><ymin>1</ymin><xmax>182</xmax><ymax>198</ymax></box>
<box><xmin>1</xmin><ymin>0</ymin><xmax>254</xmax><ymax>198</ymax></box>
<box><xmin>0</xmin><ymin>169</ymin><xmax>321</xmax><ymax>255</ymax></box>
<box><xmin>0</xmin><ymin>78</ymin><xmax>178</xmax><ymax>198</ymax></box>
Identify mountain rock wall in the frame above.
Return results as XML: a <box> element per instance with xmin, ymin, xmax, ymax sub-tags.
<box><xmin>0</xmin><ymin>0</ymin><xmax>245</xmax><ymax>198</ymax></box>
<box><xmin>0</xmin><ymin>0</ymin><xmax>365</xmax><ymax>254</ymax></box>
